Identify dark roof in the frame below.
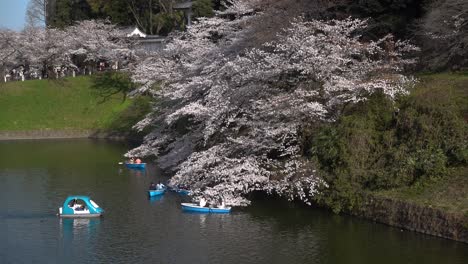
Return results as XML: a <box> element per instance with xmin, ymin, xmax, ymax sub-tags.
<box><xmin>174</xmin><ymin>1</ymin><xmax>192</xmax><ymax>9</ymax></box>
<box><xmin>139</xmin><ymin>37</ymin><xmax>166</xmax><ymax>43</ymax></box>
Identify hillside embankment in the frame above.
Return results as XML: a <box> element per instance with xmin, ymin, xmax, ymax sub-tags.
<box><xmin>0</xmin><ymin>76</ymin><xmax>150</xmax><ymax>141</ymax></box>
<box><xmin>358</xmin><ymin>167</ymin><xmax>467</xmax><ymax>243</ymax></box>
<box><xmin>307</xmin><ymin>73</ymin><xmax>467</xmax><ymax>243</ymax></box>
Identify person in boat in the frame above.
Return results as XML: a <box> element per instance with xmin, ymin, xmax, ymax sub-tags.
<box><xmin>217</xmin><ymin>197</ymin><xmax>226</xmax><ymax>209</ymax></box>
<box><xmin>199</xmin><ymin>197</ymin><xmax>207</xmax><ymax>207</ymax></box>
<box><xmin>149</xmin><ymin>182</ymin><xmax>157</xmax><ymax>190</ymax></box>
<box><xmin>73</xmin><ymin>201</ymin><xmax>86</xmax><ymax>211</ymax></box>
<box><xmin>135</xmin><ymin>158</ymin><xmax>142</xmax><ymax>164</ymax></box>
<box><xmin>129</xmin><ymin>158</ymin><xmax>135</xmax><ymax>164</ymax></box>
<box><xmin>156</xmin><ymin>181</ymin><xmax>165</xmax><ymax>190</ymax></box>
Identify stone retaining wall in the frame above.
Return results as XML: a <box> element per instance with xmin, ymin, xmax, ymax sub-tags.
<box><xmin>353</xmin><ymin>195</ymin><xmax>468</xmax><ymax>243</ymax></box>
<box><xmin>0</xmin><ymin>130</ymin><xmax>92</xmax><ymax>140</ymax></box>
<box><xmin>0</xmin><ymin>130</ymin><xmax>140</xmax><ymax>141</ymax></box>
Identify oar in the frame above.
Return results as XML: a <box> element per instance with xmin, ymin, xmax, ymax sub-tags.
<box><xmin>118</xmin><ymin>162</ymin><xmax>124</xmax><ymax>165</ymax></box>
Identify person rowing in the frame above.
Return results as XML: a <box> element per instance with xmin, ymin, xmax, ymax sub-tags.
<box><xmin>156</xmin><ymin>181</ymin><xmax>165</xmax><ymax>190</ymax></box>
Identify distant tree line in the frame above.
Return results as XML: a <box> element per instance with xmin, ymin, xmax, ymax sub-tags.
<box><xmin>40</xmin><ymin>0</ymin><xmax>219</xmax><ymax>35</ymax></box>
<box><xmin>326</xmin><ymin>0</ymin><xmax>467</xmax><ymax>71</ymax></box>
<box><xmin>31</xmin><ymin>0</ymin><xmax>466</xmax><ymax>71</ymax></box>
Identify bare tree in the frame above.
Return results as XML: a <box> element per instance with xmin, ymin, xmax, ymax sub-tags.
<box><xmin>417</xmin><ymin>0</ymin><xmax>468</xmax><ymax>71</ymax></box>
<box><xmin>25</xmin><ymin>0</ymin><xmax>48</xmax><ymax>28</ymax></box>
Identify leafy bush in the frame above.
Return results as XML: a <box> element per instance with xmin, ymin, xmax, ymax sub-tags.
<box><xmin>306</xmin><ymin>80</ymin><xmax>467</xmax><ymax>212</ymax></box>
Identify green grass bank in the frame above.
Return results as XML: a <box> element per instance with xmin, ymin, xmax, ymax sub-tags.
<box><xmin>0</xmin><ymin>76</ymin><xmax>150</xmax><ymax>139</ymax></box>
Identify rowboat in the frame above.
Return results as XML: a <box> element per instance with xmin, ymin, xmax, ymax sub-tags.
<box><xmin>58</xmin><ymin>195</ymin><xmax>104</xmax><ymax>218</ymax></box>
<box><xmin>148</xmin><ymin>187</ymin><xmax>166</xmax><ymax>197</ymax></box>
<box><xmin>181</xmin><ymin>203</ymin><xmax>231</xmax><ymax>213</ymax></box>
<box><xmin>125</xmin><ymin>163</ymin><xmax>146</xmax><ymax>169</ymax></box>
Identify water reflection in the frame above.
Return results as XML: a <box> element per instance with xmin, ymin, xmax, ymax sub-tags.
<box><xmin>60</xmin><ymin>218</ymin><xmax>101</xmax><ymax>237</ymax></box>
<box><xmin>149</xmin><ymin>195</ymin><xmax>164</xmax><ymax>203</ymax></box>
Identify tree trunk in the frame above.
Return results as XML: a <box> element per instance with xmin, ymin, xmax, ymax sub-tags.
<box><xmin>149</xmin><ymin>0</ymin><xmax>153</xmax><ymax>35</ymax></box>
<box><xmin>0</xmin><ymin>65</ymin><xmax>5</xmax><ymax>83</ymax></box>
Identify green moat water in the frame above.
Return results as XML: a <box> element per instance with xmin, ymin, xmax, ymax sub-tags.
<box><xmin>0</xmin><ymin>139</ymin><xmax>466</xmax><ymax>264</ymax></box>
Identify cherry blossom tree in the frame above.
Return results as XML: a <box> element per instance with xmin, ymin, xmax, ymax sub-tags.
<box><xmin>19</xmin><ymin>26</ymin><xmax>73</xmax><ymax>78</ymax></box>
<box><xmin>66</xmin><ymin>20</ymin><xmax>136</xmax><ymax>68</ymax></box>
<box><xmin>128</xmin><ymin>0</ymin><xmax>418</xmax><ymax>206</ymax></box>
<box><xmin>1</xmin><ymin>20</ymin><xmax>133</xmax><ymax>79</ymax></box>
<box><xmin>0</xmin><ymin>29</ymin><xmax>21</xmax><ymax>81</ymax></box>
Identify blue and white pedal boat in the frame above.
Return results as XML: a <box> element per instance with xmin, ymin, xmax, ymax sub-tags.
<box><xmin>125</xmin><ymin>163</ymin><xmax>146</xmax><ymax>169</ymax></box>
<box><xmin>148</xmin><ymin>187</ymin><xmax>166</xmax><ymax>197</ymax></box>
<box><xmin>58</xmin><ymin>195</ymin><xmax>104</xmax><ymax>218</ymax></box>
<box><xmin>181</xmin><ymin>203</ymin><xmax>231</xmax><ymax>213</ymax></box>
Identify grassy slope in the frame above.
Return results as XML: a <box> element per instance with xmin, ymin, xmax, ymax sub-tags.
<box><xmin>374</xmin><ymin>168</ymin><xmax>467</xmax><ymax>214</ymax></box>
<box><xmin>374</xmin><ymin>72</ymin><xmax>468</xmax><ymax>215</ymax></box>
<box><xmin>0</xmin><ymin>77</ymin><xmax>131</xmax><ymax>131</ymax></box>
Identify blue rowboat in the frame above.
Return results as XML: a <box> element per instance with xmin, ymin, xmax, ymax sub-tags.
<box><xmin>58</xmin><ymin>195</ymin><xmax>104</xmax><ymax>218</ymax></box>
<box><xmin>125</xmin><ymin>163</ymin><xmax>146</xmax><ymax>169</ymax></box>
<box><xmin>148</xmin><ymin>187</ymin><xmax>166</xmax><ymax>197</ymax></box>
<box><xmin>181</xmin><ymin>203</ymin><xmax>231</xmax><ymax>213</ymax></box>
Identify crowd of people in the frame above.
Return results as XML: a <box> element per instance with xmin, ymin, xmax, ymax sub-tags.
<box><xmin>198</xmin><ymin>197</ymin><xmax>226</xmax><ymax>209</ymax></box>
<box><xmin>2</xmin><ymin>61</ymin><xmax>119</xmax><ymax>83</ymax></box>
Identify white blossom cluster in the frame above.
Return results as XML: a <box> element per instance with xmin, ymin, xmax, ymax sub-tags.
<box><xmin>129</xmin><ymin>1</ymin><xmax>418</xmax><ymax>206</ymax></box>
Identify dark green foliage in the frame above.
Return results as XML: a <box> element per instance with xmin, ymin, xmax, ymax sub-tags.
<box><xmin>49</xmin><ymin>0</ymin><xmax>216</xmax><ymax>34</ymax></box>
<box><xmin>51</xmin><ymin>0</ymin><xmax>73</xmax><ymax>28</ymax></box>
<box><xmin>87</xmin><ymin>0</ymin><xmax>133</xmax><ymax>26</ymax></box>
<box><xmin>70</xmin><ymin>0</ymin><xmax>95</xmax><ymax>22</ymax></box>
<box><xmin>306</xmin><ymin>77</ymin><xmax>467</xmax><ymax>213</ymax></box>
<box><xmin>193</xmin><ymin>0</ymin><xmax>215</xmax><ymax>18</ymax></box>
<box><xmin>91</xmin><ymin>72</ymin><xmax>136</xmax><ymax>103</ymax></box>
<box><xmin>48</xmin><ymin>0</ymin><xmax>95</xmax><ymax>28</ymax></box>
<box><xmin>329</xmin><ymin>0</ymin><xmax>426</xmax><ymax>39</ymax></box>
<box><xmin>152</xmin><ymin>11</ymin><xmax>186</xmax><ymax>35</ymax></box>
